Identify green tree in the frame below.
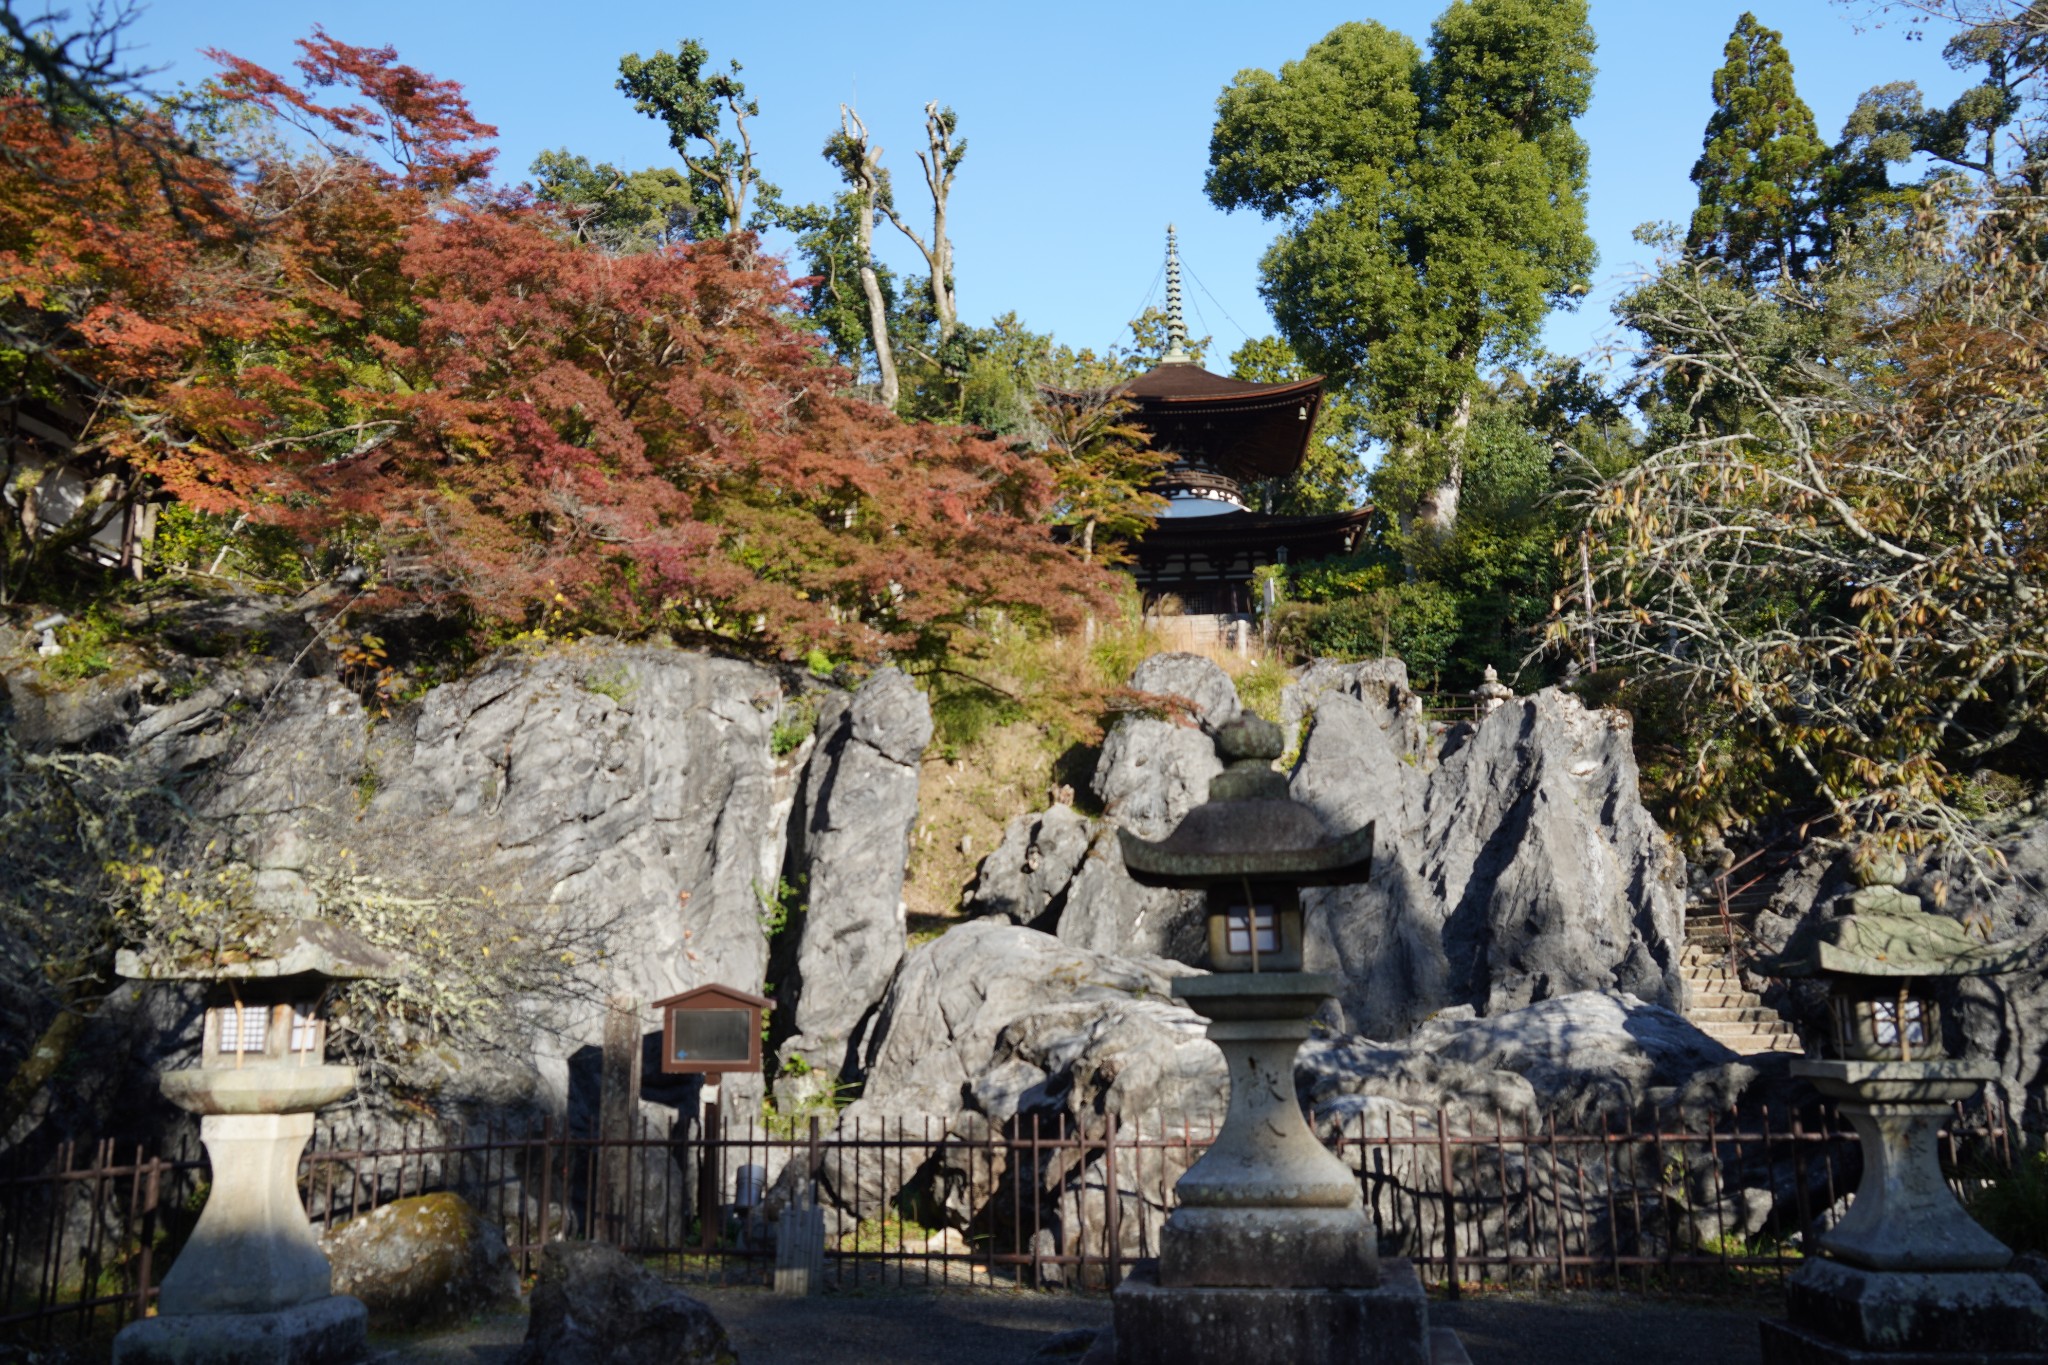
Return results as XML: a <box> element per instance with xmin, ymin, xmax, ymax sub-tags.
<box><xmin>1206</xmin><ymin>1</ymin><xmax>1597</xmax><ymax>532</ymax></box>
<box><xmin>776</xmin><ymin>191</ymin><xmax>900</xmax><ymax>385</ymax></box>
<box><xmin>1228</xmin><ymin>335</ymin><xmax>1365</xmax><ymax>514</ymax></box>
<box><xmin>1688</xmin><ymin>14</ymin><xmax>1830</xmax><ymax>280</ymax></box>
<box><xmin>529</xmin><ymin>148</ymin><xmax>695</xmax><ymax>250</ymax></box>
<box><xmin>615</xmin><ymin>38</ymin><xmax>776</xmax><ymax>236</ymax></box>
<box><xmin>1034</xmin><ymin>367</ymin><xmax>1170</xmax><ymax>564</ymax></box>
<box><xmin>1835</xmin><ymin>3</ymin><xmax>2045</xmax><ymax>185</ymax></box>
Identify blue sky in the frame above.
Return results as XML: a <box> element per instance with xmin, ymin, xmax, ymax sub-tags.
<box><xmin>124</xmin><ymin>1</ymin><xmax>1971</xmax><ymax>372</ymax></box>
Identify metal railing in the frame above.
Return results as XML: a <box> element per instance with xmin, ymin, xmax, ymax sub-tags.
<box><xmin>0</xmin><ymin>1095</ymin><xmax>2016</xmax><ymax>1342</ymax></box>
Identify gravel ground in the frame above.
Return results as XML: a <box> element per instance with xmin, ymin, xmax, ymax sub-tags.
<box><xmin>370</xmin><ymin>1286</ymin><xmax>1775</xmax><ymax>1365</ymax></box>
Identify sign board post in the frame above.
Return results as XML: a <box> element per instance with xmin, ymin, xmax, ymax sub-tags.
<box><xmin>651</xmin><ymin>985</ymin><xmax>769</xmax><ymax>1249</ymax></box>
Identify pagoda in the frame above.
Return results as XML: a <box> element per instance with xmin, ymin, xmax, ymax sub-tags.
<box><xmin>1119</xmin><ymin>228</ymin><xmax>1374</xmax><ymax>618</ymax></box>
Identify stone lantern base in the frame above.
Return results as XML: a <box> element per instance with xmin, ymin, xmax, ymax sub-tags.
<box><xmin>1758</xmin><ymin>1059</ymin><xmax>2048</xmax><ymax>1363</ymax></box>
<box><xmin>1109</xmin><ymin>1259</ymin><xmax>1470</xmax><ymax>1365</ymax></box>
<box><xmin>111</xmin><ymin>1294</ymin><xmax>367</xmax><ymax>1365</ymax></box>
<box><xmin>1759</xmin><ymin>1258</ymin><xmax>2048</xmax><ymax>1364</ymax></box>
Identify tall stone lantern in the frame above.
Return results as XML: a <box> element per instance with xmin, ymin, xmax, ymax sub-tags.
<box><xmin>1756</xmin><ymin>857</ymin><xmax>2048</xmax><ymax>1364</ymax></box>
<box><xmin>113</xmin><ymin>919</ymin><xmax>396</xmax><ymax>1365</ymax></box>
<box><xmin>1107</xmin><ymin>716</ymin><xmax>1466</xmax><ymax>1365</ymax></box>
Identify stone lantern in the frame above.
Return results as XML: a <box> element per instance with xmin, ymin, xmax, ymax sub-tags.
<box><xmin>1472</xmin><ymin>665</ymin><xmax>1513</xmax><ymax>717</ymax></box>
<box><xmin>1107</xmin><ymin>716</ymin><xmax>1465</xmax><ymax>1365</ymax></box>
<box><xmin>1755</xmin><ymin>856</ymin><xmax>2048</xmax><ymax>1364</ymax></box>
<box><xmin>113</xmin><ymin>919</ymin><xmax>397</xmax><ymax>1365</ymax></box>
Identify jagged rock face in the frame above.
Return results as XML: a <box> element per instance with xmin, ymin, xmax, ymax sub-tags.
<box><xmin>775</xmin><ymin>667</ymin><xmax>930</xmax><ymax>1081</ymax></box>
<box><xmin>1051</xmin><ymin>653</ymin><xmax>1235</xmax><ymax>960</ymax></box>
<box><xmin>846</xmin><ymin>921</ymin><xmax>1204</xmax><ymax>1130</ymax></box>
<box><xmin>834</xmin><ymin>921</ymin><xmax>1760</xmax><ymax>1269</ymax></box>
<box><xmin>1292</xmin><ymin>673</ymin><xmax>1688</xmax><ymax>1037</ymax></box>
<box><xmin>964</xmin><ymin>804</ymin><xmax>1092</xmax><ymax>927</ymax></box>
<box><xmin>197</xmin><ymin>647</ymin><xmax>791</xmax><ymax>1112</ymax></box>
<box><xmin>976</xmin><ymin>655</ymin><xmax>1686</xmax><ymax>1038</ymax></box>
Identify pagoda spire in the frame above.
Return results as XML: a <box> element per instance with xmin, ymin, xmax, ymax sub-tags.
<box><xmin>1162</xmin><ymin>224</ymin><xmax>1192</xmax><ymax>364</ymax></box>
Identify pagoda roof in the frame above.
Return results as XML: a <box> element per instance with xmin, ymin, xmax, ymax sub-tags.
<box><xmin>1045</xmin><ymin>360</ymin><xmax>1325</xmax><ymax>480</ymax></box>
<box><xmin>1122</xmin><ymin>361</ymin><xmax>1324</xmax><ymax>405</ymax></box>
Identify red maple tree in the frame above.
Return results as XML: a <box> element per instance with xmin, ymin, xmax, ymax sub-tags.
<box><xmin>0</xmin><ymin>30</ymin><xmax>1112</xmax><ymax>656</ymax></box>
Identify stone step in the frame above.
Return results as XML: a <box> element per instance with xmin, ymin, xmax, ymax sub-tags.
<box><xmin>1693</xmin><ymin>1005</ymin><xmax>1785</xmax><ymax>1025</ymax></box>
<box><xmin>1711</xmin><ymin>1033</ymin><xmax>1803</xmax><ymax>1056</ymax></box>
<box><xmin>1687</xmin><ymin>990</ymin><xmax>1759</xmax><ymax>1010</ymax></box>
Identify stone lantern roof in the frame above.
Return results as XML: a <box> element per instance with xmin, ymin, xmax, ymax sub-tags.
<box><xmin>116</xmin><ymin>917</ymin><xmax>398</xmax><ymax>986</ymax></box>
<box><xmin>1755</xmin><ymin>864</ymin><xmax>2031</xmax><ymax>981</ymax></box>
<box><xmin>1118</xmin><ymin>716</ymin><xmax>1374</xmax><ymax>888</ymax></box>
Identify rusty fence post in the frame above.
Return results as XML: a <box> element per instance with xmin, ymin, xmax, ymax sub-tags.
<box><xmin>1437</xmin><ymin>1106</ymin><xmax>1459</xmax><ymax>1300</ymax></box>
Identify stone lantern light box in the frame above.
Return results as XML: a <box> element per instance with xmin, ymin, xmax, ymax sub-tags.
<box><xmin>655</xmin><ymin>983</ymin><xmax>770</xmax><ymax>1075</ymax></box>
<box><xmin>1117</xmin><ymin>715</ymin><xmax>1373</xmax><ymax>973</ymax></box>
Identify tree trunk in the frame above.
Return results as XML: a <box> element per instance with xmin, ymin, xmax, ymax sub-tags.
<box><xmin>837</xmin><ymin>107</ymin><xmax>900</xmax><ymax>410</ymax></box>
<box><xmin>860</xmin><ymin>260</ymin><xmax>898</xmax><ymax>409</ymax></box>
<box><xmin>1421</xmin><ymin>389</ymin><xmax>1473</xmax><ymax>532</ymax></box>
<box><xmin>884</xmin><ymin>104</ymin><xmax>962</xmax><ymax>345</ymax></box>
<box><xmin>925</xmin><ymin>105</ymin><xmax>958</xmax><ymax>343</ymax></box>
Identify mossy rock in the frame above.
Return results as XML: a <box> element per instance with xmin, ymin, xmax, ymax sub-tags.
<box><xmin>320</xmin><ymin>1191</ymin><xmax>519</xmax><ymax>1330</ymax></box>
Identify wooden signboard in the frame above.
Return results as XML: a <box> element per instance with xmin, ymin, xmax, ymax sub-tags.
<box><xmin>652</xmin><ymin>983</ymin><xmax>770</xmax><ymax>1075</ymax></box>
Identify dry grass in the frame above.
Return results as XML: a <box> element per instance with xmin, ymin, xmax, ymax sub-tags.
<box><xmin>900</xmin><ymin>615</ymin><xmax>1297</xmax><ymax>931</ymax></box>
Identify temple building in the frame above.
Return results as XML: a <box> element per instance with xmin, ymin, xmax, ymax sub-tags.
<box><xmin>1117</xmin><ymin>229</ymin><xmax>1373</xmax><ymax>620</ymax></box>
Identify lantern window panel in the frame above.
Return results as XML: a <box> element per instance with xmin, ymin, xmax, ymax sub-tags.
<box><xmin>216</xmin><ymin>1004</ymin><xmax>269</xmax><ymax>1054</ymax></box>
<box><xmin>1872</xmin><ymin>998</ymin><xmax>1930</xmax><ymax>1048</ymax></box>
<box><xmin>1224</xmin><ymin>904</ymin><xmax>1281</xmax><ymax>957</ymax></box>
<box><xmin>289</xmin><ymin>1005</ymin><xmax>321</xmax><ymax>1053</ymax></box>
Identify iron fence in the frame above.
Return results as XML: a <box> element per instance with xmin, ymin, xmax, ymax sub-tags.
<box><xmin>0</xmin><ymin>1095</ymin><xmax>2017</xmax><ymax>1344</ymax></box>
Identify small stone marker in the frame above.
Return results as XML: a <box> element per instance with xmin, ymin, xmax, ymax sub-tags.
<box><xmin>773</xmin><ymin>1178</ymin><xmax>826</xmax><ymax>1296</ymax></box>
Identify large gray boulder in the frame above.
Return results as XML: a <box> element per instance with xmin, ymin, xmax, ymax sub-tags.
<box><xmin>776</xmin><ymin>667</ymin><xmax>932</xmax><ymax>1081</ymax></box>
<box><xmin>964</xmin><ymin>804</ymin><xmax>1092</xmax><ymax>926</ymax></box>
<box><xmin>514</xmin><ymin>1241</ymin><xmax>735</xmax><ymax>1365</ymax></box>
<box><xmin>1301</xmin><ymin>991</ymin><xmax>1749</xmax><ymax>1130</ymax></box>
<box><xmin>1052</xmin><ymin>654</ymin><xmax>1236</xmax><ymax>958</ymax></box>
<box><xmin>320</xmin><ymin>1192</ymin><xmax>518</xmax><ymax>1330</ymax></box>
<box><xmin>1292</xmin><ymin>675</ymin><xmax>1687</xmax><ymax>1038</ymax></box>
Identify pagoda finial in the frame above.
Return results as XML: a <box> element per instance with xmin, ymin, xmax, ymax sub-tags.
<box><xmin>1162</xmin><ymin>224</ymin><xmax>1192</xmax><ymax>364</ymax></box>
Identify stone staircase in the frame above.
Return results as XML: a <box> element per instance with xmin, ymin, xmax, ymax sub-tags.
<box><xmin>1679</xmin><ymin>942</ymin><xmax>1802</xmax><ymax>1055</ymax></box>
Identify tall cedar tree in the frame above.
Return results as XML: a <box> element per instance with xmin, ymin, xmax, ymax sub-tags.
<box><xmin>1205</xmin><ymin>0</ymin><xmax>1596</xmax><ymax>531</ymax></box>
<box><xmin>1688</xmin><ymin>14</ymin><xmax>1830</xmax><ymax>281</ymax></box>
<box><xmin>0</xmin><ymin>31</ymin><xmax>1111</xmax><ymax>656</ymax></box>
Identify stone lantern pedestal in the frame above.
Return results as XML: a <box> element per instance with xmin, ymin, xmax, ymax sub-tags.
<box><xmin>115</xmin><ymin>1068</ymin><xmax>368</xmax><ymax>1365</ymax></box>
<box><xmin>1759</xmin><ymin>1060</ymin><xmax>2048</xmax><ymax>1364</ymax></box>
<box><xmin>113</xmin><ymin>921</ymin><xmax>392</xmax><ymax>1365</ymax></box>
<box><xmin>1110</xmin><ymin>973</ymin><xmax>1467</xmax><ymax>1365</ymax></box>
<box><xmin>1102</xmin><ymin>717</ymin><xmax>1467</xmax><ymax>1365</ymax></box>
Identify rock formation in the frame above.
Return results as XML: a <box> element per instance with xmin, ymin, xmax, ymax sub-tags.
<box><xmin>830</xmin><ymin>920</ymin><xmax>1771</xmax><ymax>1278</ymax></box>
<box><xmin>1292</xmin><ymin>666</ymin><xmax>1687</xmax><ymax>1037</ymax></box>
<box><xmin>774</xmin><ymin>667</ymin><xmax>932</xmax><ymax>1083</ymax></box>
<box><xmin>973</xmin><ymin>655</ymin><xmax>1688</xmax><ymax>1037</ymax></box>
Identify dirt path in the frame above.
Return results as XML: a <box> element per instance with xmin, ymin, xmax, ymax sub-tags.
<box><xmin>371</xmin><ymin>1287</ymin><xmax>1773</xmax><ymax>1365</ymax></box>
